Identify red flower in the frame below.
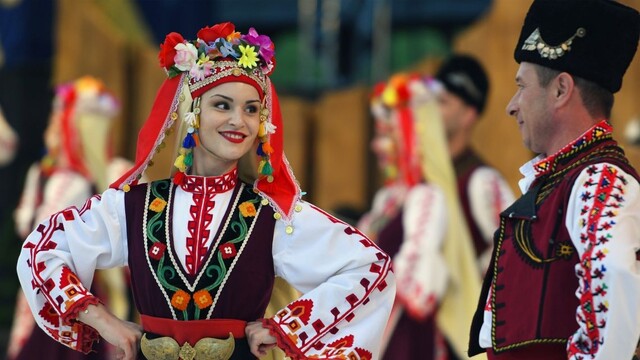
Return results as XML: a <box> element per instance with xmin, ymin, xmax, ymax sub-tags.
<box><xmin>197</xmin><ymin>22</ymin><xmax>235</xmax><ymax>43</ymax></box>
<box><xmin>219</xmin><ymin>243</ymin><xmax>237</xmax><ymax>259</ymax></box>
<box><xmin>148</xmin><ymin>242</ymin><xmax>167</xmax><ymax>261</ymax></box>
<box><xmin>158</xmin><ymin>32</ymin><xmax>185</xmax><ymax>68</ymax></box>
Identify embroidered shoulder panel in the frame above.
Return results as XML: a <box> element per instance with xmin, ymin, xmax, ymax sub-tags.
<box><xmin>142</xmin><ymin>180</ymin><xmax>263</xmax><ymax>320</ymax></box>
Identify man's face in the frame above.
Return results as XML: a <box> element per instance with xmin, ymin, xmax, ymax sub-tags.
<box><xmin>437</xmin><ymin>89</ymin><xmax>473</xmax><ymax>140</ymax></box>
<box><xmin>506</xmin><ymin>62</ymin><xmax>555</xmax><ymax>155</ymax></box>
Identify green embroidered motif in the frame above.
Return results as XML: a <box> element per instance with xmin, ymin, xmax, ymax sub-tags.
<box><xmin>143</xmin><ymin>180</ymin><xmax>263</xmax><ymax>320</ymax></box>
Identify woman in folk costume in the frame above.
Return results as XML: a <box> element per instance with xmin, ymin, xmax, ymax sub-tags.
<box><xmin>0</xmin><ymin>105</ymin><xmax>18</xmax><ymax>166</ymax></box>
<box><xmin>8</xmin><ymin>76</ymin><xmax>131</xmax><ymax>360</ymax></box>
<box><xmin>17</xmin><ymin>22</ymin><xmax>395</xmax><ymax>360</ymax></box>
<box><xmin>357</xmin><ymin>81</ymin><xmax>407</xmax><ymax>242</ymax></box>
<box><xmin>373</xmin><ymin>73</ymin><xmax>484</xmax><ymax>360</ymax></box>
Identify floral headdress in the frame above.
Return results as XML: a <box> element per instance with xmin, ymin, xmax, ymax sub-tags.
<box><xmin>111</xmin><ymin>22</ymin><xmax>301</xmax><ymax>221</ymax></box>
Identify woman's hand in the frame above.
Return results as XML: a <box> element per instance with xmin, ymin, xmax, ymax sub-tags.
<box><xmin>245</xmin><ymin>321</ymin><xmax>277</xmax><ymax>358</ymax></box>
<box><xmin>77</xmin><ymin>303</ymin><xmax>142</xmax><ymax>360</ymax></box>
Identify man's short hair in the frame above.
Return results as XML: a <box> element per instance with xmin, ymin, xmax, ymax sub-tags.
<box><xmin>534</xmin><ymin>64</ymin><xmax>614</xmax><ymax>119</ymax></box>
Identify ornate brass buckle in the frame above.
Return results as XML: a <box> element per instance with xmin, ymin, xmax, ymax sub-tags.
<box><xmin>140</xmin><ymin>332</ymin><xmax>235</xmax><ymax>360</ymax></box>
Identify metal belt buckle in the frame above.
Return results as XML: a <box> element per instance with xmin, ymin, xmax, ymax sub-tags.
<box><xmin>140</xmin><ymin>332</ymin><xmax>235</xmax><ymax>360</ymax></box>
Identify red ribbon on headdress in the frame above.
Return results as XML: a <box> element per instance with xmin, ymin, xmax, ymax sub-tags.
<box><xmin>110</xmin><ymin>75</ymin><xmax>183</xmax><ymax>189</ymax></box>
<box><xmin>255</xmin><ymin>80</ymin><xmax>300</xmax><ymax>219</ymax></box>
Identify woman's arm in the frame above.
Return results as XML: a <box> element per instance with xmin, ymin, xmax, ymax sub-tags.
<box><xmin>264</xmin><ymin>201</ymin><xmax>396</xmax><ymax>360</ymax></box>
<box><xmin>16</xmin><ymin>188</ymin><xmax>131</xmax><ymax>354</ymax></box>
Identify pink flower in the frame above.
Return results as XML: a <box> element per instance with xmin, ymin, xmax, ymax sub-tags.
<box><xmin>173</xmin><ymin>42</ymin><xmax>198</xmax><ymax>72</ymax></box>
<box><xmin>241</xmin><ymin>27</ymin><xmax>274</xmax><ymax>64</ymax></box>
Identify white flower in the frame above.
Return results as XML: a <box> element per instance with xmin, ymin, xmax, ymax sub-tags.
<box><xmin>173</xmin><ymin>42</ymin><xmax>198</xmax><ymax>72</ymax></box>
<box><xmin>264</xmin><ymin>121</ymin><xmax>277</xmax><ymax>135</ymax></box>
<box><xmin>183</xmin><ymin>112</ymin><xmax>196</xmax><ymax>127</ymax></box>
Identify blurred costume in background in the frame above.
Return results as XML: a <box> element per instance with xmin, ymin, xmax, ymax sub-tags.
<box><xmin>357</xmin><ymin>81</ymin><xmax>407</xmax><ymax>241</ymax></box>
<box><xmin>17</xmin><ymin>22</ymin><xmax>395</xmax><ymax>359</ymax></box>
<box><xmin>468</xmin><ymin>1</ymin><xmax>640</xmax><ymax>359</ymax></box>
<box><xmin>0</xmin><ymin>105</ymin><xmax>18</xmax><ymax>167</ymax></box>
<box><xmin>370</xmin><ymin>73</ymin><xmax>483</xmax><ymax>360</ymax></box>
<box><xmin>434</xmin><ymin>55</ymin><xmax>514</xmax><ymax>273</ymax></box>
<box><xmin>8</xmin><ymin>76</ymin><xmax>131</xmax><ymax>360</ymax></box>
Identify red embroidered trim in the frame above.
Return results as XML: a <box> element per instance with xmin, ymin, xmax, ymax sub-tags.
<box><xmin>184</xmin><ymin>192</ymin><xmax>216</xmax><ymax>274</ymax></box>
<box><xmin>76</xmin><ymin>322</ymin><xmax>101</xmax><ymax>354</ymax></box>
<box><xmin>533</xmin><ymin>120</ymin><xmax>612</xmax><ymax>177</ymax></box>
<box><xmin>261</xmin><ymin>318</ymin><xmax>308</xmax><ymax>360</ymax></box>
<box><xmin>577</xmin><ymin>166</ymin><xmax>616</xmax><ymax>347</ymax></box>
<box><xmin>181</xmin><ymin>168</ymin><xmax>238</xmax><ymax>194</ymax></box>
<box><xmin>60</xmin><ymin>295</ymin><xmax>101</xmax><ymax>324</ymax></box>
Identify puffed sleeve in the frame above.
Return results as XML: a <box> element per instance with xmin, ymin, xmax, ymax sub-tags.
<box><xmin>266</xmin><ymin>201</ymin><xmax>396</xmax><ymax>359</ymax></box>
<box><xmin>16</xmin><ymin>188</ymin><xmax>129</xmax><ymax>353</ymax></box>
<box><xmin>565</xmin><ymin>163</ymin><xmax>640</xmax><ymax>360</ymax></box>
<box><xmin>394</xmin><ymin>183</ymin><xmax>448</xmax><ymax>319</ymax></box>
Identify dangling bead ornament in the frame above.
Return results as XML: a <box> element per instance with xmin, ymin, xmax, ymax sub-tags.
<box><xmin>256</xmin><ymin>103</ymin><xmax>277</xmax><ymax>182</ymax></box>
<box><xmin>173</xmin><ymin>97</ymin><xmax>201</xmax><ymax>185</ymax></box>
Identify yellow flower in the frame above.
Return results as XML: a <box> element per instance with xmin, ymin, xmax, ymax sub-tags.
<box><xmin>238</xmin><ymin>44</ymin><xmax>259</xmax><ymax>69</ymax></box>
<box><xmin>197</xmin><ymin>53</ymin><xmax>210</xmax><ymax>66</ymax></box>
<box><xmin>238</xmin><ymin>201</ymin><xmax>257</xmax><ymax>217</ymax></box>
<box><xmin>149</xmin><ymin>198</ymin><xmax>167</xmax><ymax>213</ymax></box>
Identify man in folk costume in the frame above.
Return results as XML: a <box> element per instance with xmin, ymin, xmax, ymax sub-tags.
<box><xmin>16</xmin><ymin>22</ymin><xmax>395</xmax><ymax>359</ymax></box>
<box><xmin>468</xmin><ymin>1</ymin><xmax>640</xmax><ymax>359</ymax></box>
<box><xmin>9</xmin><ymin>76</ymin><xmax>130</xmax><ymax>360</ymax></box>
<box><xmin>434</xmin><ymin>56</ymin><xmax>515</xmax><ymax>273</ymax></box>
<box><xmin>371</xmin><ymin>73</ymin><xmax>484</xmax><ymax>360</ymax></box>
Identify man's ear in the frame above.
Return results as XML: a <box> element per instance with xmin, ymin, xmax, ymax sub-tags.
<box><xmin>553</xmin><ymin>72</ymin><xmax>575</xmax><ymax>108</ymax></box>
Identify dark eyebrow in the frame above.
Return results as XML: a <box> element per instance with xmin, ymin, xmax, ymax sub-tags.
<box><xmin>210</xmin><ymin>94</ymin><xmax>233</xmax><ymax>101</ymax></box>
<box><xmin>210</xmin><ymin>94</ymin><xmax>260</xmax><ymax>104</ymax></box>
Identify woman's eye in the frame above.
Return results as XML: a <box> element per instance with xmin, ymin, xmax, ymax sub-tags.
<box><xmin>245</xmin><ymin>105</ymin><xmax>259</xmax><ymax>114</ymax></box>
<box><xmin>214</xmin><ymin>101</ymin><xmax>230</xmax><ymax>110</ymax></box>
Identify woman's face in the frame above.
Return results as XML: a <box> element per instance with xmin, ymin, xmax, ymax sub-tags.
<box><xmin>193</xmin><ymin>82</ymin><xmax>261</xmax><ymax>176</ymax></box>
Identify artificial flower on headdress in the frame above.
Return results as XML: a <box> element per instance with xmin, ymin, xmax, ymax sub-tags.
<box><xmin>159</xmin><ymin>22</ymin><xmax>275</xmax><ymax>79</ymax></box>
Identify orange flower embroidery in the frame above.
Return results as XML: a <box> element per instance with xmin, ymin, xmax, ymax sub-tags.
<box><xmin>193</xmin><ymin>289</ymin><xmax>213</xmax><ymax>309</ymax></box>
<box><xmin>149</xmin><ymin>198</ymin><xmax>167</xmax><ymax>213</ymax></box>
<box><xmin>171</xmin><ymin>290</ymin><xmax>191</xmax><ymax>311</ymax></box>
<box><xmin>238</xmin><ymin>201</ymin><xmax>257</xmax><ymax>217</ymax></box>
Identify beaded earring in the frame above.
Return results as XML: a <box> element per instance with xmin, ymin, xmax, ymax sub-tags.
<box><xmin>172</xmin><ymin>97</ymin><xmax>200</xmax><ymax>185</ymax></box>
<box><xmin>256</xmin><ymin>97</ymin><xmax>275</xmax><ymax>182</ymax></box>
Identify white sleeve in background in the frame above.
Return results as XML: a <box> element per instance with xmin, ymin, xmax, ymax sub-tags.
<box><xmin>270</xmin><ymin>201</ymin><xmax>395</xmax><ymax>359</ymax></box>
<box><xmin>16</xmin><ymin>188</ymin><xmax>129</xmax><ymax>352</ymax></box>
<box><xmin>468</xmin><ymin>167</ymin><xmax>516</xmax><ymax>272</ymax></box>
<box><xmin>565</xmin><ymin>163</ymin><xmax>640</xmax><ymax>360</ymax></box>
<box><xmin>394</xmin><ymin>183</ymin><xmax>448</xmax><ymax>319</ymax></box>
<box><xmin>14</xmin><ymin>164</ymin><xmax>42</xmax><ymax>239</ymax></box>
<box><xmin>34</xmin><ymin>170</ymin><xmax>93</xmax><ymax>225</ymax></box>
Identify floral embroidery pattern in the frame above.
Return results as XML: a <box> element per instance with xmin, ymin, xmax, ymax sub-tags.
<box><xmin>568</xmin><ymin>164</ymin><xmax>625</xmax><ymax>358</ymax></box>
<box><xmin>144</xmin><ymin>180</ymin><xmax>262</xmax><ymax>320</ymax></box>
